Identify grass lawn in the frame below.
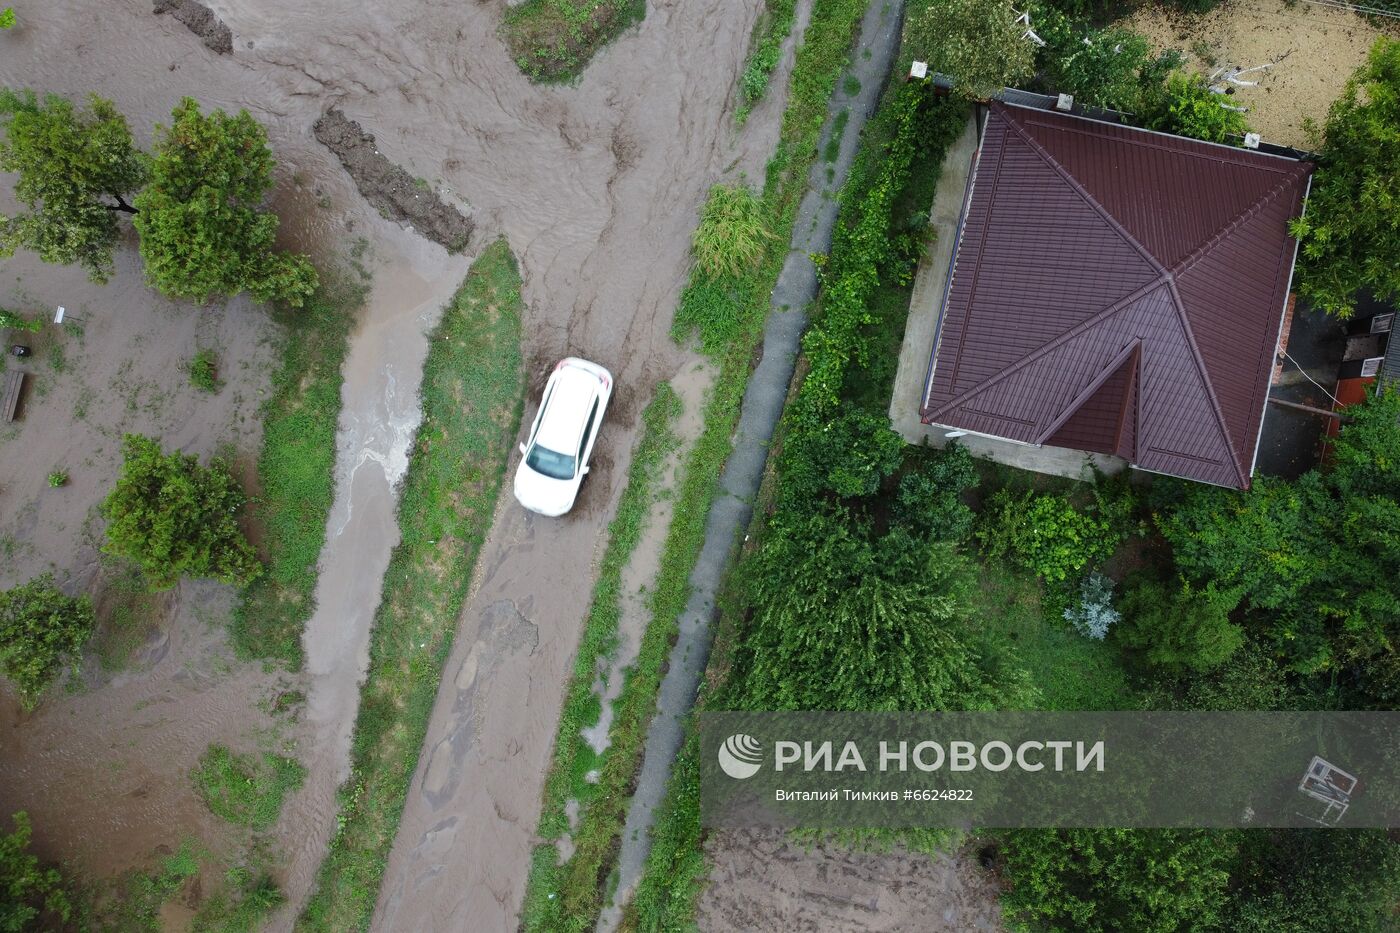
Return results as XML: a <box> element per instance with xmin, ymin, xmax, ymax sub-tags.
<box><xmin>232</xmin><ymin>271</ymin><xmax>367</xmax><ymax>667</ymax></box>
<box><xmin>297</xmin><ymin>238</ymin><xmax>525</xmax><ymax>931</ymax></box>
<box><xmin>502</xmin><ymin>0</ymin><xmax>645</xmax><ymax>82</ymax></box>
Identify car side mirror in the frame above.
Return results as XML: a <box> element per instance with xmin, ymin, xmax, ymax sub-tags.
<box><xmin>518</xmin><ymin>443</ymin><xmax>528</xmax><ymax>455</ymax></box>
<box><xmin>582</xmin><ymin>465</ymin><xmax>590</xmax><ymax>475</ymax></box>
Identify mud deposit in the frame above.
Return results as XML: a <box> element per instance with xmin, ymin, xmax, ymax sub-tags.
<box><xmin>314</xmin><ymin>109</ymin><xmax>473</xmax><ymax>252</ymax></box>
<box><xmin>3</xmin><ymin>0</ymin><xmax>788</xmax><ymax>925</ymax></box>
<box><xmin>153</xmin><ymin>0</ymin><xmax>232</xmax><ymax>55</ymax></box>
<box><xmin>697</xmin><ymin>831</ymin><xmax>1005</xmax><ymax>932</ymax></box>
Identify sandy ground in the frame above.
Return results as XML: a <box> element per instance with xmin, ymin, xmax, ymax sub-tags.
<box><xmin>2</xmin><ymin>0</ymin><xmax>799</xmax><ymax>930</ymax></box>
<box><xmin>696</xmin><ymin>831</ymin><xmax>1004</xmax><ymax>932</ymax></box>
<box><xmin>1125</xmin><ymin>0</ymin><xmax>1400</xmax><ymax>148</ymax></box>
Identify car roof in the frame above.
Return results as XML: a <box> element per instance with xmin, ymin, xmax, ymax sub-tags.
<box><xmin>536</xmin><ymin>366</ymin><xmax>599</xmax><ymax>452</ymax></box>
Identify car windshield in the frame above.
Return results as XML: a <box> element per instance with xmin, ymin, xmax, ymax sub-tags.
<box><xmin>526</xmin><ymin>443</ymin><xmax>576</xmax><ymax>480</ymax></box>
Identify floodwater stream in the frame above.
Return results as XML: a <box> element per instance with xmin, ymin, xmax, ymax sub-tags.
<box><xmin>2</xmin><ymin>0</ymin><xmax>788</xmax><ymax>926</ymax></box>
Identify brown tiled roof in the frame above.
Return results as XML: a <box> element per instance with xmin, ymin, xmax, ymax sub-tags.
<box><xmin>921</xmin><ymin>102</ymin><xmax>1312</xmax><ymax>488</ymax></box>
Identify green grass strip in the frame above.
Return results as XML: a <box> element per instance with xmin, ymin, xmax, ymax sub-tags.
<box><xmin>297</xmin><ymin>239</ymin><xmax>525</xmax><ymax>931</ymax></box>
<box><xmin>502</xmin><ymin>0</ymin><xmax>646</xmax><ymax>83</ymax></box>
<box><xmin>233</xmin><ymin>274</ymin><xmax>365</xmax><ymax>667</ymax></box>
<box><xmin>520</xmin><ymin>383</ymin><xmax>683</xmax><ymax>930</ymax></box>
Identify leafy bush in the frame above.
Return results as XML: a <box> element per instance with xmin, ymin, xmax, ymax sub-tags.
<box><xmin>1289</xmin><ymin>37</ymin><xmax>1400</xmax><ymax>319</ymax></box>
<box><xmin>134</xmin><ymin>98</ymin><xmax>317</xmax><ymax>308</ymax></box>
<box><xmin>999</xmin><ymin>828</ymin><xmax>1235</xmax><ymax>932</ymax></box>
<box><xmin>101</xmin><ymin>434</ymin><xmax>261</xmax><ymax>590</ymax></box>
<box><xmin>188</xmin><ymin>348</ymin><xmax>219</xmax><ymax>392</ymax></box>
<box><xmin>0</xmin><ymin>812</ymin><xmax>71</xmax><ymax>931</ymax></box>
<box><xmin>0</xmin><ymin>574</ymin><xmax>94</xmax><ymax>708</ymax></box>
<box><xmin>0</xmin><ymin>308</ymin><xmax>42</xmax><ymax>333</ymax></box>
<box><xmin>977</xmin><ymin>489</ymin><xmax>1119</xmax><ymax>588</ymax></box>
<box><xmin>894</xmin><ymin>444</ymin><xmax>977</xmax><ymax>541</ymax></box>
<box><xmin>192</xmin><ymin>744</ymin><xmax>306</xmax><ymax>830</ymax></box>
<box><xmin>0</xmin><ymin>89</ymin><xmax>146</xmax><ymax>282</ymax></box>
<box><xmin>690</xmin><ymin>183</ymin><xmax>770</xmax><ymax>280</ymax></box>
<box><xmin>46</xmin><ymin>470</ymin><xmax>66</xmax><ymax>488</ymax></box>
<box><xmin>1117</xmin><ymin>576</ymin><xmax>1244</xmax><ymax>672</ymax></box>
<box><xmin>903</xmin><ymin>0</ymin><xmax>1035</xmax><ymax>99</ymax></box>
<box><xmin>1063</xmin><ymin>571</ymin><xmax>1119</xmax><ymax>640</ymax></box>
<box><xmin>0</xmin><ymin>8</ymin><xmax>14</xmax><ymax>29</ymax></box>
<box><xmin>1145</xmin><ymin>72</ymin><xmax>1249</xmax><ymax>143</ymax></box>
<box><xmin>780</xmin><ymin>408</ymin><xmax>904</xmax><ymax>503</ymax></box>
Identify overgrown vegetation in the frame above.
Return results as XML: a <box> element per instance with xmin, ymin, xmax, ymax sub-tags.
<box><xmin>0</xmin><ymin>307</ymin><xmax>43</xmax><ymax>332</ymax></box>
<box><xmin>101</xmin><ymin>434</ymin><xmax>261</xmax><ymax>591</ymax></box>
<box><xmin>689</xmin><ymin>183</ymin><xmax>771</xmax><ymax>282</ymax></box>
<box><xmin>187</xmin><ymin>348</ymin><xmax>219</xmax><ymax>392</ymax></box>
<box><xmin>0</xmin><ymin>811</ymin><xmax>72</xmax><ymax>930</ymax></box>
<box><xmin>737</xmin><ymin>0</ymin><xmax>797</xmax><ymax>123</ymax></box>
<box><xmin>192</xmin><ymin>744</ymin><xmax>306</xmax><ymax>831</ymax></box>
<box><xmin>502</xmin><ymin>0</ymin><xmax>645</xmax><ymax>83</ymax></box>
<box><xmin>521</xmin><ymin>384</ymin><xmax>681</xmax><ymax>931</ymax></box>
<box><xmin>233</xmin><ymin>271</ymin><xmax>364</xmax><ymax>666</ymax></box>
<box><xmin>0</xmin><ymin>573</ymin><xmax>95</xmax><ymax>708</ymax></box>
<box><xmin>1290</xmin><ymin>37</ymin><xmax>1400</xmax><ymax>319</ymax></box>
<box><xmin>298</xmin><ymin>239</ymin><xmax>524</xmax><ymax>931</ymax></box>
<box><xmin>903</xmin><ymin>0</ymin><xmax>1035</xmax><ymax>99</ymax></box>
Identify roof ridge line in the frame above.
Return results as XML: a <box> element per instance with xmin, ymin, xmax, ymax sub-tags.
<box><xmin>993</xmin><ymin>102</ymin><xmax>1166</xmax><ymax>277</ymax></box>
<box><xmin>1169</xmin><ymin>166</ymin><xmax>1310</xmax><ymax>279</ymax></box>
<box><xmin>1162</xmin><ymin>277</ymin><xmax>1249</xmax><ymax>486</ymax></box>
<box><xmin>925</xmin><ymin>275</ymin><xmax>1168</xmax><ymax>422</ymax></box>
<box><xmin>1033</xmin><ymin>339</ymin><xmax>1142</xmax><ymax>445</ymax></box>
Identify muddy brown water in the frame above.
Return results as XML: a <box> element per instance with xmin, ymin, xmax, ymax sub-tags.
<box><xmin>3</xmin><ymin>0</ymin><xmax>788</xmax><ymax>927</ymax></box>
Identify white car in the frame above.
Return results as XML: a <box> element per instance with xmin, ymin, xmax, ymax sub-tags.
<box><xmin>513</xmin><ymin>357</ymin><xmax>613</xmax><ymax>516</ymax></box>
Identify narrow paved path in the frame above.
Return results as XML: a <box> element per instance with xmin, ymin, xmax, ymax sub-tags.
<box><xmin>601</xmin><ymin>2</ymin><xmax>910</xmax><ymax>926</ymax></box>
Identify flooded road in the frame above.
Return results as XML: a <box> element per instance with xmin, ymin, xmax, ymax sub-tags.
<box><xmin>4</xmin><ymin>0</ymin><xmax>785</xmax><ymax>926</ymax></box>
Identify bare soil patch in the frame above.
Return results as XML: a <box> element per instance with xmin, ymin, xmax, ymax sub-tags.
<box><xmin>313</xmin><ymin>110</ymin><xmax>474</xmax><ymax>253</ymax></box>
<box><xmin>697</xmin><ymin>829</ymin><xmax>1004</xmax><ymax>932</ymax></box>
<box><xmin>1125</xmin><ymin>0</ymin><xmax>1400</xmax><ymax>148</ymax></box>
<box><xmin>153</xmin><ymin>0</ymin><xmax>232</xmax><ymax>55</ymax></box>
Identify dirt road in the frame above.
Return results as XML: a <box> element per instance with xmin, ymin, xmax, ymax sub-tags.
<box><xmin>3</xmin><ymin>0</ymin><xmax>786</xmax><ymax>925</ymax></box>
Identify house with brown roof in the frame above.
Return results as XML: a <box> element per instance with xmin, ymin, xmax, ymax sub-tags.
<box><xmin>917</xmin><ymin>101</ymin><xmax>1313</xmax><ymax>488</ymax></box>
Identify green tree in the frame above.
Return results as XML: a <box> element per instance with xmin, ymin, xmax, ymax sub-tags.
<box><xmin>1</xmin><ymin>812</ymin><xmax>71</xmax><ymax>931</ymax></box>
<box><xmin>0</xmin><ymin>574</ymin><xmax>94</xmax><ymax>709</ymax></box>
<box><xmin>904</xmin><ymin>0</ymin><xmax>1036</xmax><ymax>100</ymax></box>
<box><xmin>1146</xmin><ymin>72</ymin><xmax>1249</xmax><ymax>144</ymax></box>
<box><xmin>1036</xmin><ymin>12</ymin><xmax>1180</xmax><ymax>113</ymax></box>
<box><xmin>134</xmin><ymin>98</ymin><xmax>316</xmax><ymax>307</ymax></box>
<box><xmin>999</xmin><ymin>828</ymin><xmax>1235</xmax><ymax>933</ymax></box>
<box><xmin>0</xmin><ymin>89</ymin><xmax>146</xmax><ymax>282</ymax></box>
<box><xmin>101</xmin><ymin>434</ymin><xmax>261</xmax><ymax>591</ymax></box>
<box><xmin>1289</xmin><ymin>38</ymin><xmax>1400</xmax><ymax>319</ymax></box>
<box><xmin>1116</xmin><ymin>577</ymin><xmax>1245</xmax><ymax>672</ymax></box>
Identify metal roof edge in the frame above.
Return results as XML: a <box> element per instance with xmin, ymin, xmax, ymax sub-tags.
<box><xmin>1250</xmin><ymin>172</ymin><xmax>1314</xmax><ymax>482</ymax></box>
